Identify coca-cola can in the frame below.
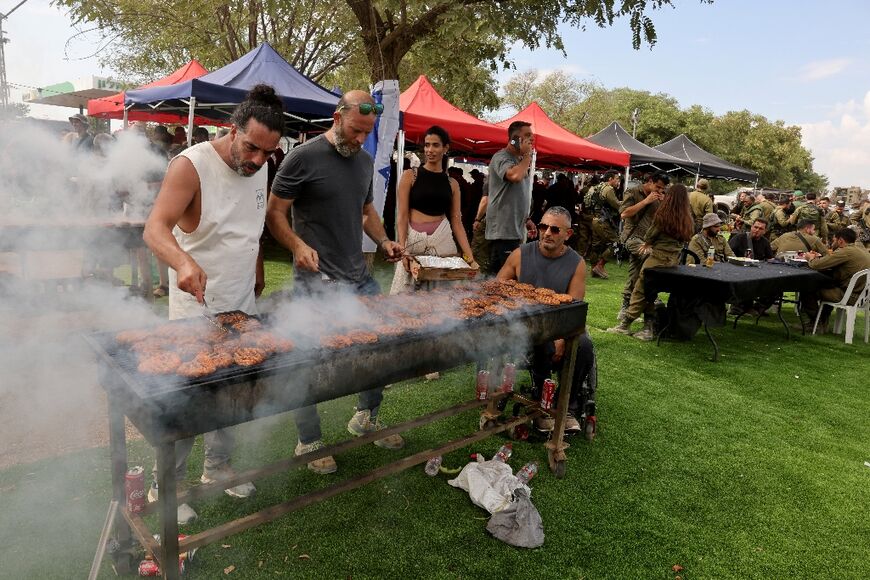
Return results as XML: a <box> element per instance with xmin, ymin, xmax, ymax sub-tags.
<box><xmin>138</xmin><ymin>558</ymin><xmax>159</xmax><ymax>576</ymax></box>
<box><xmin>476</xmin><ymin>370</ymin><xmax>490</xmax><ymax>400</ymax></box>
<box><xmin>540</xmin><ymin>378</ymin><xmax>556</xmax><ymax>410</ymax></box>
<box><xmin>501</xmin><ymin>363</ymin><xmax>516</xmax><ymax>394</ymax></box>
<box><xmin>125</xmin><ymin>466</ymin><xmax>146</xmax><ymax>514</ymax></box>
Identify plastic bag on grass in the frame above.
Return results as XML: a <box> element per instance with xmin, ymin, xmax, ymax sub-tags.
<box><xmin>486</xmin><ymin>487</ymin><xmax>544</xmax><ymax>548</ymax></box>
<box><xmin>447</xmin><ymin>458</ymin><xmax>528</xmax><ymax>514</ymax></box>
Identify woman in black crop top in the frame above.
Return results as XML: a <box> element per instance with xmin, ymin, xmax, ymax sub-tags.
<box><xmin>390</xmin><ymin>125</ymin><xmax>477</xmax><ymax>294</ymax></box>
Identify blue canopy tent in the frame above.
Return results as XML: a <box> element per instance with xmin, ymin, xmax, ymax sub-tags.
<box><xmin>124</xmin><ymin>43</ymin><xmax>339</xmax><ymax>137</ymax></box>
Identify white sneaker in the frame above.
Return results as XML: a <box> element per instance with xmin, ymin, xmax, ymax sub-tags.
<box><xmin>295</xmin><ymin>440</ymin><xmax>337</xmax><ymax>474</ymax></box>
<box><xmin>147</xmin><ymin>483</ymin><xmax>198</xmax><ymax>525</ymax></box>
<box><xmin>347</xmin><ymin>409</ymin><xmax>405</xmax><ymax>450</ymax></box>
<box><xmin>200</xmin><ymin>465</ymin><xmax>256</xmax><ymax>499</ymax></box>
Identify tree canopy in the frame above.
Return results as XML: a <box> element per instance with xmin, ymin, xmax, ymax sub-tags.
<box><xmin>499</xmin><ymin>70</ymin><xmax>827</xmax><ymax>191</ymax></box>
<box><xmin>55</xmin><ymin>0</ymin><xmax>709</xmax><ymax>109</ymax></box>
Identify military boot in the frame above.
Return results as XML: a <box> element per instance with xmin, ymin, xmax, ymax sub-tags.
<box><xmin>633</xmin><ymin>318</ymin><xmax>656</xmax><ymax>341</ymax></box>
<box><xmin>606</xmin><ymin>318</ymin><xmax>634</xmax><ymax>335</ymax></box>
<box><xmin>616</xmin><ymin>297</ymin><xmax>630</xmax><ymax>321</ymax></box>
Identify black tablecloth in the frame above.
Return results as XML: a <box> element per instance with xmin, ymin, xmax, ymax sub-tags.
<box><xmin>644</xmin><ymin>262</ymin><xmax>834</xmax><ymax>338</ymax></box>
<box><xmin>645</xmin><ymin>262</ymin><xmax>833</xmax><ymax>304</ymax></box>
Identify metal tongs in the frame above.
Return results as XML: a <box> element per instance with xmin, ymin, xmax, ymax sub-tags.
<box><xmin>202</xmin><ymin>296</ymin><xmax>227</xmax><ymax>333</ymax></box>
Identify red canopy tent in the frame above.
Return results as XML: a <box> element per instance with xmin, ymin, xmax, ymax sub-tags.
<box><xmin>87</xmin><ymin>60</ymin><xmax>216</xmax><ymax>125</ymax></box>
<box><xmin>497</xmin><ymin>102</ymin><xmax>629</xmax><ymax>168</ymax></box>
<box><xmin>399</xmin><ymin>75</ymin><xmax>506</xmax><ymax>156</ymax></box>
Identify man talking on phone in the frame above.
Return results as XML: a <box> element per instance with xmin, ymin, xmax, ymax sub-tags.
<box><xmin>474</xmin><ymin>121</ymin><xmax>536</xmax><ymax>274</ymax></box>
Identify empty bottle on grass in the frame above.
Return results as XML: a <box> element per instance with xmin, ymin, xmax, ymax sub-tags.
<box><xmin>516</xmin><ymin>461</ymin><xmax>539</xmax><ymax>485</ymax></box>
<box><xmin>493</xmin><ymin>442</ymin><xmax>513</xmax><ymax>463</ymax></box>
<box><xmin>424</xmin><ymin>456</ymin><xmax>442</xmax><ymax>476</ymax></box>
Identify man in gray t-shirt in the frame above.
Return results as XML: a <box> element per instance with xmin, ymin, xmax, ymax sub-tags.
<box><xmin>266</xmin><ymin>90</ymin><xmax>405</xmax><ymax>474</ymax></box>
<box><xmin>480</xmin><ymin>121</ymin><xmax>534</xmax><ymax>274</ymax></box>
<box><xmin>271</xmin><ymin>134</ymin><xmax>374</xmax><ymax>284</ymax></box>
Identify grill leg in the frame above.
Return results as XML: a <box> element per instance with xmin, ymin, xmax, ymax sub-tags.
<box><xmin>107</xmin><ymin>397</ymin><xmax>134</xmax><ymax>574</ymax></box>
<box><xmin>156</xmin><ymin>442</ymin><xmax>180</xmax><ymax>580</ymax></box>
<box><xmin>547</xmin><ymin>335</ymin><xmax>578</xmax><ymax>479</ymax></box>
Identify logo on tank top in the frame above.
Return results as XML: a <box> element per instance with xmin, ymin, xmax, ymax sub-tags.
<box><xmin>256</xmin><ymin>188</ymin><xmax>265</xmax><ymax>210</ymax></box>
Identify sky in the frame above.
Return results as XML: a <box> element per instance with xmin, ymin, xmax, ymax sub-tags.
<box><xmin>3</xmin><ymin>0</ymin><xmax>869</xmax><ymax>187</ymax></box>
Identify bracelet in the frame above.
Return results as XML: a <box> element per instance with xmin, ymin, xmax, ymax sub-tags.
<box><xmin>462</xmin><ymin>254</ymin><xmax>473</xmax><ymax>264</ymax></box>
<box><xmin>377</xmin><ymin>238</ymin><xmax>389</xmax><ymax>248</ymax></box>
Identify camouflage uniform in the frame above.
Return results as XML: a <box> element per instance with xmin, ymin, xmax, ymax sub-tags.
<box><xmin>688</xmin><ymin>190</ymin><xmax>714</xmax><ymax>232</ymax></box>
<box><xmin>851</xmin><ymin>207</ymin><xmax>870</xmax><ymax>249</ymax></box>
<box><xmin>588</xmin><ymin>183</ymin><xmax>621</xmax><ymax>263</ymax></box>
<box><xmin>788</xmin><ymin>202</ymin><xmax>829</xmax><ymax>242</ymax></box>
<box><xmin>619</xmin><ymin>186</ymin><xmax>659</xmax><ymax>306</ymax></box>
<box><xmin>825</xmin><ymin>210</ymin><xmax>850</xmax><ymax>238</ymax></box>
<box><xmin>740</xmin><ymin>202</ymin><xmax>764</xmax><ymax>230</ymax></box>
<box><xmin>687</xmin><ymin>232</ymin><xmax>735</xmax><ymax>264</ymax></box>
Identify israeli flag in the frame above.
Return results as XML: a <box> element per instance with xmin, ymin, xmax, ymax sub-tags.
<box><xmin>361</xmin><ymin>80</ymin><xmax>401</xmax><ymax>252</ymax></box>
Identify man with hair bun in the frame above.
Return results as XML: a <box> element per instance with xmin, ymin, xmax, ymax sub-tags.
<box><xmin>144</xmin><ymin>84</ymin><xmax>285</xmax><ymax>524</ymax></box>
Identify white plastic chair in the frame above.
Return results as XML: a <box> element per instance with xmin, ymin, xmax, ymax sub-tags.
<box><xmin>812</xmin><ymin>268</ymin><xmax>870</xmax><ymax>344</ymax></box>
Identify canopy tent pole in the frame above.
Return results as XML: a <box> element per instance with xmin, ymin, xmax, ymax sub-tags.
<box><xmin>396</xmin><ymin>129</ymin><xmax>406</xmax><ymax>232</ymax></box>
<box><xmin>122</xmin><ymin>107</ymin><xmax>128</xmax><ymax>130</ymax></box>
<box><xmin>186</xmin><ymin>96</ymin><xmax>196</xmax><ymax>147</ymax></box>
<box><xmin>529</xmin><ymin>150</ymin><xmax>537</xmax><ymax>197</ymax></box>
<box><xmin>624</xmin><ymin>165</ymin><xmax>630</xmax><ymax>189</ymax></box>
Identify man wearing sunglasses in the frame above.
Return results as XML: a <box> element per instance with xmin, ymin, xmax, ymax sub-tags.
<box><xmin>267</xmin><ymin>90</ymin><xmax>404</xmax><ymax>475</ymax></box>
<box><xmin>497</xmin><ymin>206</ymin><xmax>596</xmax><ymax>434</ymax></box>
<box><xmin>476</xmin><ymin>121</ymin><xmax>536</xmax><ymax>274</ymax></box>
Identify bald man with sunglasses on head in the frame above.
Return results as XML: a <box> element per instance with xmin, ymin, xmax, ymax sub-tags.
<box><xmin>497</xmin><ymin>206</ymin><xmax>596</xmax><ymax>435</ymax></box>
<box><xmin>267</xmin><ymin>90</ymin><xmax>405</xmax><ymax>475</ymax></box>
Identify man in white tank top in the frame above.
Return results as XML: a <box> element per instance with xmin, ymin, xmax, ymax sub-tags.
<box><xmin>143</xmin><ymin>85</ymin><xmax>284</xmax><ymax>524</ymax></box>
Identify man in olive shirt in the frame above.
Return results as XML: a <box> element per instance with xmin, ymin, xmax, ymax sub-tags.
<box><xmin>826</xmin><ymin>200</ymin><xmax>850</xmax><ymax>238</ymax></box>
<box><xmin>687</xmin><ymin>213</ymin><xmax>734</xmax><ymax>264</ymax></box>
<box><xmin>802</xmin><ymin>228</ymin><xmax>870</xmax><ymax>331</ymax></box>
<box><xmin>769</xmin><ymin>195</ymin><xmax>795</xmax><ymax>241</ymax></box>
<box><xmin>688</xmin><ymin>178</ymin><xmax>714</xmax><ymax>233</ymax></box>
<box><xmin>616</xmin><ymin>172</ymin><xmax>667</xmax><ymax>320</ymax></box>
<box><xmin>771</xmin><ymin>219</ymin><xmax>827</xmax><ymax>257</ymax></box>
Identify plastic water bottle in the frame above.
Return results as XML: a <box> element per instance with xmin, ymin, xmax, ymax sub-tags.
<box><xmin>493</xmin><ymin>442</ymin><xmax>513</xmax><ymax>463</ymax></box>
<box><xmin>516</xmin><ymin>461</ymin><xmax>539</xmax><ymax>485</ymax></box>
<box><xmin>705</xmin><ymin>246</ymin><xmax>715</xmax><ymax>267</ymax></box>
<box><xmin>424</xmin><ymin>456</ymin><xmax>442</xmax><ymax>476</ymax></box>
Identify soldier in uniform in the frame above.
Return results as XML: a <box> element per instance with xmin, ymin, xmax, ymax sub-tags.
<box><xmin>572</xmin><ymin>175</ymin><xmax>600</xmax><ymax>258</ymax></box>
<box><xmin>802</xmin><ymin>228</ymin><xmax>870</xmax><ymax>332</ymax></box>
<box><xmin>771</xmin><ymin>219</ymin><xmax>828</xmax><ymax>257</ymax></box>
<box><xmin>769</xmin><ymin>194</ymin><xmax>795</xmax><ymax>242</ymax></box>
<box><xmin>791</xmin><ymin>190</ymin><xmax>806</xmax><ymax>208</ymax></box>
<box><xmin>825</xmin><ymin>199</ymin><xmax>850</xmax><ymax>240</ymax></box>
<box><xmin>788</xmin><ymin>192</ymin><xmax>828</xmax><ymax>243</ymax></box>
<box><xmin>686</xmin><ymin>213</ymin><xmax>735</xmax><ymax>264</ymax></box>
<box><xmin>755</xmin><ymin>192</ymin><xmax>777</xmax><ymax>223</ymax></box>
<box><xmin>688</xmin><ymin>178</ymin><xmax>714</xmax><ymax>232</ymax></box>
<box><xmin>588</xmin><ymin>170</ymin><xmax>622</xmax><ymax>279</ymax></box>
<box><xmin>818</xmin><ymin>196</ymin><xmax>831</xmax><ymax>218</ymax></box>
<box><xmin>851</xmin><ymin>201</ymin><xmax>870</xmax><ymax>249</ymax></box>
<box><xmin>732</xmin><ymin>192</ymin><xmax>763</xmax><ymax>233</ymax></box>
<box><xmin>616</xmin><ymin>172</ymin><xmax>668</xmax><ymax>320</ymax></box>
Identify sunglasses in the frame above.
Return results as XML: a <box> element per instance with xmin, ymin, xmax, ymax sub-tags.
<box><xmin>537</xmin><ymin>223</ymin><xmax>562</xmax><ymax>234</ymax></box>
<box><xmin>337</xmin><ymin>102</ymin><xmax>384</xmax><ymax>116</ymax></box>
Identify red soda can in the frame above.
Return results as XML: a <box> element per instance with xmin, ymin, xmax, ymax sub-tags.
<box><xmin>138</xmin><ymin>558</ymin><xmax>159</xmax><ymax>576</ymax></box>
<box><xmin>540</xmin><ymin>378</ymin><xmax>556</xmax><ymax>410</ymax></box>
<box><xmin>501</xmin><ymin>363</ymin><xmax>516</xmax><ymax>394</ymax></box>
<box><xmin>125</xmin><ymin>466</ymin><xmax>146</xmax><ymax>514</ymax></box>
<box><xmin>476</xmin><ymin>370</ymin><xmax>490</xmax><ymax>400</ymax></box>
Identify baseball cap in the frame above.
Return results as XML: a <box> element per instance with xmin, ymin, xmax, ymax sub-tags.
<box><xmin>69</xmin><ymin>113</ymin><xmax>88</xmax><ymax>124</ymax></box>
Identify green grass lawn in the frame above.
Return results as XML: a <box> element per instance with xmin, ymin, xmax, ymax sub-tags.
<box><xmin>2</xmin><ymin>247</ymin><xmax>869</xmax><ymax>579</ymax></box>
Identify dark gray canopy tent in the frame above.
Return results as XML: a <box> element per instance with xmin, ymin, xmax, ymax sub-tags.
<box><xmin>587</xmin><ymin>122</ymin><xmax>696</xmax><ymax>174</ymax></box>
<box><xmin>654</xmin><ymin>134</ymin><xmax>759</xmax><ymax>183</ymax></box>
